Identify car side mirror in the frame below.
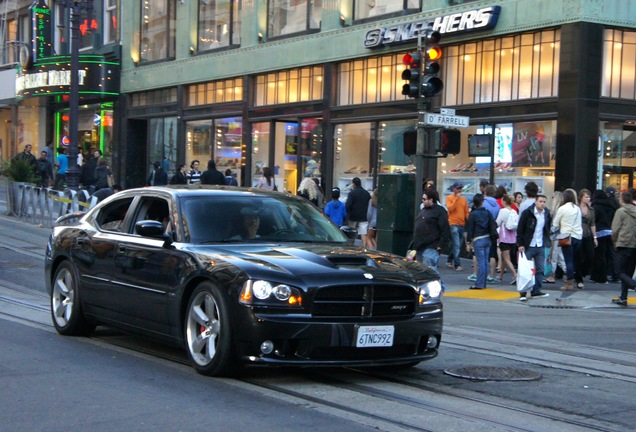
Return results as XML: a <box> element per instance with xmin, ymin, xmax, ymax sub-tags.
<box><xmin>340</xmin><ymin>226</ymin><xmax>358</xmax><ymax>244</ymax></box>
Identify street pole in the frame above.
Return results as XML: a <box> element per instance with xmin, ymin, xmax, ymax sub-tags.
<box><xmin>62</xmin><ymin>0</ymin><xmax>94</xmax><ymax>190</ymax></box>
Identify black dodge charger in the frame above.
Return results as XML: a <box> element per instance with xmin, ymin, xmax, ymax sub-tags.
<box><xmin>44</xmin><ymin>186</ymin><xmax>443</xmax><ymax>376</ymax></box>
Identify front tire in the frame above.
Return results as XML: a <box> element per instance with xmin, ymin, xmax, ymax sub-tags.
<box><xmin>184</xmin><ymin>282</ymin><xmax>235</xmax><ymax>376</ymax></box>
<box><xmin>50</xmin><ymin>261</ymin><xmax>93</xmax><ymax>336</ymax></box>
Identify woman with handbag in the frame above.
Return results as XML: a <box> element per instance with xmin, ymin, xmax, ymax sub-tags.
<box><xmin>495</xmin><ymin>194</ymin><xmax>518</xmax><ymax>284</ymax></box>
<box><xmin>552</xmin><ymin>188</ymin><xmax>583</xmax><ymax>291</ymax></box>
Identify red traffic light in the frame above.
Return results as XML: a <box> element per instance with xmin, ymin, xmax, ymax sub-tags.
<box><xmin>402</xmin><ymin>52</ymin><xmax>422</xmax><ymax>67</ymax></box>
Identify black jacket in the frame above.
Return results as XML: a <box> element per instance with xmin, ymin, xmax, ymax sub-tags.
<box><xmin>592</xmin><ymin>198</ymin><xmax>617</xmax><ymax>231</ymax></box>
<box><xmin>345</xmin><ymin>187</ymin><xmax>371</xmax><ymax>222</ymax></box>
<box><xmin>516</xmin><ymin>204</ymin><xmax>552</xmax><ymax>248</ymax></box>
<box><xmin>200</xmin><ymin>168</ymin><xmax>226</xmax><ymax>185</ymax></box>
<box><xmin>412</xmin><ymin>203</ymin><xmax>451</xmax><ymax>251</ymax></box>
<box><xmin>170</xmin><ymin>171</ymin><xmax>188</xmax><ymax>185</ymax></box>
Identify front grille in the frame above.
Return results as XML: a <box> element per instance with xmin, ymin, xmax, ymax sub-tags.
<box><xmin>312</xmin><ymin>284</ymin><xmax>416</xmax><ymax>318</ymax></box>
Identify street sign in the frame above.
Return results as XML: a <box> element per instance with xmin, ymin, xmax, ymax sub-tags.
<box><xmin>440</xmin><ymin>108</ymin><xmax>455</xmax><ymax>115</ymax></box>
<box><xmin>424</xmin><ymin>112</ymin><xmax>470</xmax><ymax>128</ymax></box>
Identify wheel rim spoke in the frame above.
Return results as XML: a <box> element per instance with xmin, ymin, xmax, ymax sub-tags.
<box><xmin>187</xmin><ymin>291</ymin><xmax>221</xmax><ymax>365</ymax></box>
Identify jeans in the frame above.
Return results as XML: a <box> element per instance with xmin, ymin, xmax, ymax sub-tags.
<box><xmin>614</xmin><ymin>247</ymin><xmax>636</xmax><ymax>300</ymax></box>
<box><xmin>473</xmin><ymin>237</ymin><xmax>491</xmax><ymax>288</ymax></box>
<box><xmin>561</xmin><ymin>238</ymin><xmax>581</xmax><ymax>281</ymax></box>
<box><xmin>417</xmin><ymin>248</ymin><xmax>440</xmax><ymax>274</ymax></box>
<box><xmin>523</xmin><ymin>246</ymin><xmax>545</xmax><ymax>295</ymax></box>
<box><xmin>447</xmin><ymin>225</ymin><xmax>464</xmax><ymax>267</ymax></box>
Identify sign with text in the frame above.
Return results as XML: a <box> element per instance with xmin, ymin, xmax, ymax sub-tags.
<box><xmin>30</xmin><ymin>0</ymin><xmax>52</xmax><ymax>64</ymax></box>
<box><xmin>16</xmin><ymin>55</ymin><xmax>120</xmax><ymax>100</ymax></box>
<box><xmin>424</xmin><ymin>112</ymin><xmax>470</xmax><ymax>128</ymax></box>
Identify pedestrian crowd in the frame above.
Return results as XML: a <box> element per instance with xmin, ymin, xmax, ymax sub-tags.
<box><xmin>419</xmin><ymin>178</ymin><xmax>635</xmax><ymax>306</ymax></box>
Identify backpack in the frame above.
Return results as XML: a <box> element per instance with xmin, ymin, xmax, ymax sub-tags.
<box><xmin>504</xmin><ymin>209</ymin><xmax>519</xmax><ymax>231</ymax></box>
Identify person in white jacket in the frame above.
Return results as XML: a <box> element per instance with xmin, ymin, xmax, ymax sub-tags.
<box><xmin>552</xmin><ymin>188</ymin><xmax>582</xmax><ymax>291</ymax></box>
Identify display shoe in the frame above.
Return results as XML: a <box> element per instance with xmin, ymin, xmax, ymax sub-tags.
<box><xmin>449</xmin><ymin>163</ymin><xmax>469</xmax><ymax>173</ymax></box>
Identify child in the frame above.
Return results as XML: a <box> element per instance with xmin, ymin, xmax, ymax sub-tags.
<box><xmin>324</xmin><ymin>187</ymin><xmax>347</xmax><ymax>226</ymax></box>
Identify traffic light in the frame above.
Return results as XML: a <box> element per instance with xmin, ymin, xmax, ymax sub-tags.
<box><xmin>403</xmin><ymin>129</ymin><xmax>417</xmax><ymax>155</ymax></box>
<box><xmin>422</xmin><ymin>30</ymin><xmax>443</xmax><ymax>97</ymax></box>
<box><xmin>401</xmin><ymin>52</ymin><xmax>422</xmax><ymax>98</ymax></box>
<box><xmin>436</xmin><ymin>128</ymin><xmax>461</xmax><ymax>155</ymax></box>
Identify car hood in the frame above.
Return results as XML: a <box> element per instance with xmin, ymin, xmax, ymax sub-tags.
<box><xmin>188</xmin><ymin>243</ymin><xmax>438</xmax><ymax>284</ymax></box>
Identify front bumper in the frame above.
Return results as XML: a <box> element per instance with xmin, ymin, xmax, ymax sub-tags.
<box><xmin>234</xmin><ymin>305</ymin><xmax>443</xmax><ymax>366</ymax></box>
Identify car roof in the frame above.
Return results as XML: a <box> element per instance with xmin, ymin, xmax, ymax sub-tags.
<box><xmin>118</xmin><ymin>185</ymin><xmax>292</xmax><ymax>199</ymax></box>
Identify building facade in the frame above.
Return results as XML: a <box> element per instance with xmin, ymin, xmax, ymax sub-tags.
<box><xmin>4</xmin><ymin>0</ymin><xmax>636</xmax><ymax>203</ymax></box>
<box><xmin>1</xmin><ymin>0</ymin><xmax>120</xmax><ymax>172</ymax></box>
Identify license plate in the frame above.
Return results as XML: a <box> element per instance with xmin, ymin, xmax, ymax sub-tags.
<box><xmin>355</xmin><ymin>325</ymin><xmax>394</xmax><ymax>348</ymax></box>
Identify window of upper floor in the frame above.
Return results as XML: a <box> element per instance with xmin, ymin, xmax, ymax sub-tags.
<box><xmin>354</xmin><ymin>0</ymin><xmax>420</xmax><ymax>21</ymax></box>
<box><xmin>197</xmin><ymin>0</ymin><xmax>241</xmax><ymax>52</ymax></box>
<box><xmin>140</xmin><ymin>0</ymin><xmax>176</xmax><ymax>63</ymax></box>
<box><xmin>267</xmin><ymin>0</ymin><xmax>322</xmax><ymax>38</ymax></box>
<box><xmin>104</xmin><ymin>0</ymin><xmax>118</xmax><ymax>45</ymax></box>
<box><xmin>602</xmin><ymin>29</ymin><xmax>636</xmax><ymax>100</ymax></box>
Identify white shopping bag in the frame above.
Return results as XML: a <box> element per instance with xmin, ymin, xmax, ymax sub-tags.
<box><xmin>516</xmin><ymin>251</ymin><xmax>535</xmax><ymax>292</ymax></box>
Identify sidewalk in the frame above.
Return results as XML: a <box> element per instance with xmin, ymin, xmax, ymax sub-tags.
<box><xmin>0</xmin><ymin>175</ymin><xmax>629</xmax><ymax>308</ymax></box>
<box><xmin>437</xmin><ymin>256</ymin><xmax>630</xmax><ymax>308</ymax></box>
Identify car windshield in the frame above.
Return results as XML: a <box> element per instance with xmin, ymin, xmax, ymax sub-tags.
<box><xmin>181</xmin><ymin>195</ymin><xmax>349</xmax><ymax>244</ymax></box>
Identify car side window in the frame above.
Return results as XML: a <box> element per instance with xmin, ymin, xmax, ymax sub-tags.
<box><xmin>96</xmin><ymin>198</ymin><xmax>134</xmax><ymax>232</ymax></box>
<box><xmin>134</xmin><ymin>198</ymin><xmax>171</xmax><ymax>233</ymax></box>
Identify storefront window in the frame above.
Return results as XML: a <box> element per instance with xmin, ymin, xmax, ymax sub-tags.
<box><xmin>148</xmin><ymin>117</ymin><xmax>178</xmax><ymax>179</ymax></box>
<box><xmin>443</xmin><ymin>30</ymin><xmax>560</xmax><ymax>105</ymax></box>
<box><xmin>354</xmin><ymin>0</ymin><xmax>419</xmax><ymax>20</ymax></box>
<box><xmin>602</xmin><ymin>29</ymin><xmax>636</xmax><ymax>99</ymax></box>
<box><xmin>140</xmin><ymin>0</ymin><xmax>176</xmax><ymax>62</ymax></box>
<box><xmin>599</xmin><ymin>122</ymin><xmax>636</xmax><ymax>191</ymax></box>
<box><xmin>186</xmin><ymin>120</ymin><xmax>213</xmax><ymax>169</ymax></box>
<box><xmin>254</xmin><ymin>66</ymin><xmax>323</xmax><ymax>106</ymax></box>
<box><xmin>214</xmin><ymin>117</ymin><xmax>243</xmax><ymax>182</ymax></box>
<box><xmin>438</xmin><ymin>121</ymin><xmax>556</xmax><ymax>206</ymax></box>
<box><xmin>338</xmin><ymin>54</ymin><xmax>403</xmax><ymax>105</ymax></box>
<box><xmin>198</xmin><ymin>0</ymin><xmax>241</xmax><ymax>51</ymax></box>
<box><xmin>333</xmin><ymin>123</ymin><xmax>374</xmax><ymax>200</ymax></box>
<box><xmin>268</xmin><ymin>0</ymin><xmax>322</xmax><ymax>37</ymax></box>
<box><xmin>251</xmin><ymin>122</ymin><xmax>271</xmax><ymax>187</ymax></box>
<box><xmin>299</xmin><ymin>118</ymin><xmax>322</xmax><ymax>180</ymax></box>
<box><xmin>55</xmin><ymin>104</ymin><xmax>114</xmax><ymax>178</ymax></box>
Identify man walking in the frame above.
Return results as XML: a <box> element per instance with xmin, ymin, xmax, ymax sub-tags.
<box><xmin>516</xmin><ymin>194</ymin><xmax>551</xmax><ymax>301</ymax></box>
<box><xmin>345</xmin><ymin>177</ymin><xmax>371</xmax><ymax>247</ymax></box>
<box><xmin>412</xmin><ymin>189</ymin><xmax>450</xmax><ymax>273</ymax></box>
<box><xmin>36</xmin><ymin>151</ymin><xmax>54</xmax><ymax>187</ymax></box>
<box><xmin>610</xmin><ymin>191</ymin><xmax>636</xmax><ymax>306</ymax></box>
<box><xmin>446</xmin><ymin>182</ymin><xmax>469</xmax><ymax>270</ymax></box>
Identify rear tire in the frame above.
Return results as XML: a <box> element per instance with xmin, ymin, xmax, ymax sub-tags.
<box><xmin>50</xmin><ymin>261</ymin><xmax>94</xmax><ymax>336</ymax></box>
<box><xmin>184</xmin><ymin>282</ymin><xmax>236</xmax><ymax>376</ymax></box>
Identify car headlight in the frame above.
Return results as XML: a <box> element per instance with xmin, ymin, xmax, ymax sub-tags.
<box><xmin>418</xmin><ymin>280</ymin><xmax>443</xmax><ymax>303</ymax></box>
<box><xmin>240</xmin><ymin>280</ymin><xmax>302</xmax><ymax>307</ymax></box>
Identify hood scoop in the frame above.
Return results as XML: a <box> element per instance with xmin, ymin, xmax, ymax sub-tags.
<box><xmin>326</xmin><ymin>256</ymin><xmax>371</xmax><ymax>267</ymax></box>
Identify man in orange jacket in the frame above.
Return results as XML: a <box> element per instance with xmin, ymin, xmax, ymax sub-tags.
<box><xmin>446</xmin><ymin>182</ymin><xmax>470</xmax><ymax>270</ymax></box>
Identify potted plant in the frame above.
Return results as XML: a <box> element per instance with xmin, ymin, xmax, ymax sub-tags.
<box><xmin>1</xmin><ymin>157</ymin><xmax>39</xmax><ymax>217</ymax></box>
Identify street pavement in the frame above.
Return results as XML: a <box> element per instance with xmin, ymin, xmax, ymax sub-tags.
<box><xmin>0</xmin><ymin>175</ymin><xmax>629</xmax><ymax>309</ymax></box>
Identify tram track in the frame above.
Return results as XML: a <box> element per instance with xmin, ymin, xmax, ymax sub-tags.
<box><xmin>0</xmin><ymin>282</ymin><xmax>627</xmax><ymax>432</ymax></box>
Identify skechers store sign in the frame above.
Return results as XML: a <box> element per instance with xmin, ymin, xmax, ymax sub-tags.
<box><xmin>364</xmin><ymin>6</ymin><xmax>501</xmax><ymax>48</ymax></box>
<box><xmin>16</xmin><ymin>55</ymin><xmax>120</xmax><ymax>99</ymax></box>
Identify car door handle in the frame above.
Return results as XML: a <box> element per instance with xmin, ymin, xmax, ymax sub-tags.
<box><xmin>117</xmin><ymin>244</ymin><xmax>126</xmax><ymax>254</ymax></box>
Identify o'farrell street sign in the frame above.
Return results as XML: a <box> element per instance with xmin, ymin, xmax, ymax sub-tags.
<box><xmin>424</xmin><ymin>112</ymin><xmax>470</xmax><ymax>128</ymax></box>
